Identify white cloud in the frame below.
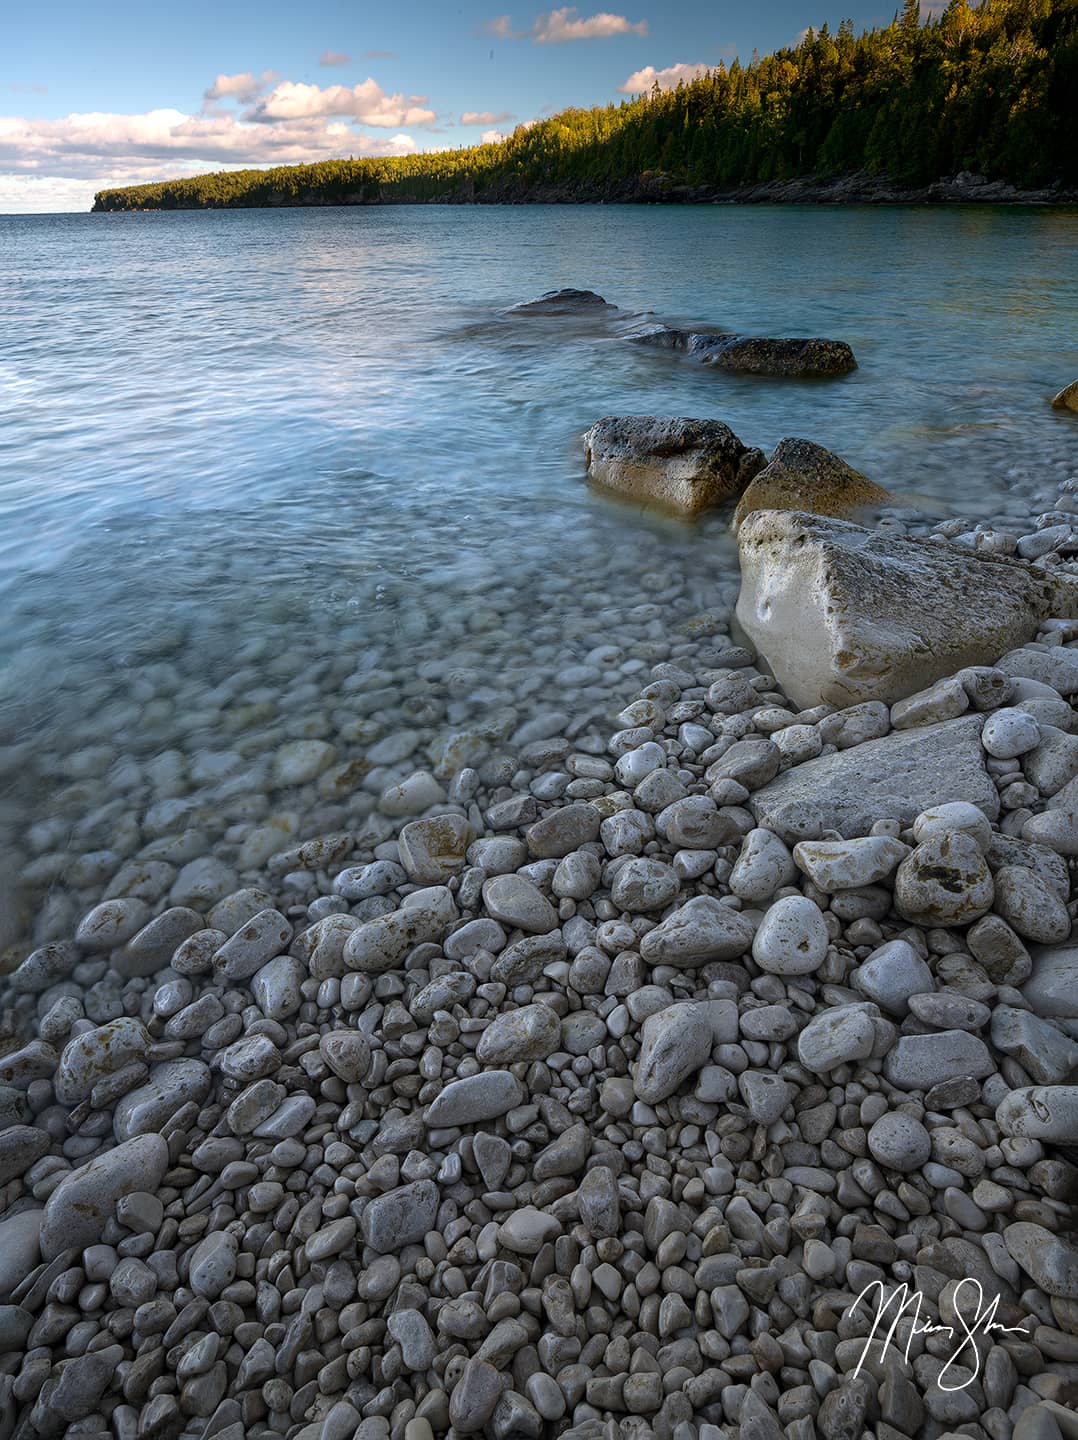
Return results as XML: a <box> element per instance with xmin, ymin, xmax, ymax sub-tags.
<box><xmin>0</xmin><ymin>106</ymin><xmax>420</xmax><ymax>206</ymax></box>
<box><xmin>250</xmin><ymin>79</ymin><xmax>436</xmax><ymax>128</ymax></box>
<box><xmin>0</xmin><ymin>172</ymin><xmax>97</xmax><ymax>213</ymax></box>
<box><xmin>461</xmin><ymin>109</ymin><xmax>515</xmax><ymax>125</ymax></box>
<box><xmin>618</xmin><ymin>61</ymin><xmax>708</xmax><ymax>93</ymax></box>
<box><xmin>532</xmin><ymin>7</ymin><xmax>646</xmax><ymax>42</ymax></box>
<box><xmin>480</xmin><ymin>129</ymin><xmax>506</xmax><ymax>143</ymax></box>
<box><xmin>319</xmin><ymin>50</ymin><xmax>350</xmax><ymax>67</ymax></box>
<box><xmin>485</xmin><ymin>16</ymin><xmax>516</xmax><ymax>38</ymax></box>
<box><xmin>204</xmin><ymin>72</ymin><xmax>275</xmax><ymax>105</ymax></box>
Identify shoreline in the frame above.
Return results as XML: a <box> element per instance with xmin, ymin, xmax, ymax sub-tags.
<box><xmin>90</xmin><ymin>172</ymin><xmax>1078</xmax><ymax>212</ymax></box>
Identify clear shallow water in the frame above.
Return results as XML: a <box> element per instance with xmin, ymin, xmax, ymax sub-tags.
<box><xmin>1</xmin><ymin>204</ymin><xmax>1077</xmax><ymax>950</ymax></box>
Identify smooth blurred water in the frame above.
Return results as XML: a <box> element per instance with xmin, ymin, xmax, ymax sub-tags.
<box><xmin>1</xmin><ymin>204</ymin><xmax>1077</xmax><ymax>946</ymax></box>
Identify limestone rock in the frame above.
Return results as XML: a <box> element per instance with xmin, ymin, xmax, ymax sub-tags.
<box><xmin>425</xmin><ymin>1071</ymin><xmax>523</xmax><ymax>1128</ymax></box>
<box><xmin>639</xmin><ymin>895</ymin><xmax>755</xmax><ymax>967</ymax></box>
<box><xmin>893</xmin><ymin>832</ymin><xmax>994</xmax><ymax>928</ymax></box>
<box><xmin>361</xmin><ymin>1180</ymin><xmax>439</xmax><ymax>1253</ymax></box>
<box><xmin>1024</xmin><ymin>944</ymin><xmax>1078</xmax><ymax>1019</ymax></box>
<box><xmin>704</xmin><ymin>336</ymin><xmax>857</xmax><ymax>377</ymax></box>
<box><xmin>997</xmin><ymin>1086</ymin><xmax>1078</xmax><ymax>1144</ymax></box>
<box><xmin>1004</xmin><ymin>1222</ymin><xmax>1078</xmax><ymax>1298</ymax></box>
<box><xmin>732</xmin><ymin>438</ymin><xmax>889</xmax><ymax>530</ymax></box>
<box><xmin>751</xmin><ymin>716</ymin><xmax>999</xmax><ymax>841</ymax></box>
<box><xmin>633</xmin><ymin>1001</ymin><xmax>716</xmax><ymax>1103</ymax></box>
<box><xmin>735</xmin><ymin>511</ymin><xmax>1071</xmax><ymax>710</ymax></box>
<box><xmin>582</xmin><ymin>416</ymin><xmax>765</xmax><ymax>518</ymax></box>
<box><xmin>40</xmin><ymin>1134</ymin><xmax>169</xmax><ymax>1259</ymax></box>
<box><xmin>398</xmin><ymin>815</ymin><xmax>474</xmax><ymax>884</ymax></box>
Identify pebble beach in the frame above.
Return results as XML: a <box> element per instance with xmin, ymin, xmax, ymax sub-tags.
<box><xmin>2</xmin><ymin>217</ymin><xmax>1078</xmax><ymax>1440</ymax></box>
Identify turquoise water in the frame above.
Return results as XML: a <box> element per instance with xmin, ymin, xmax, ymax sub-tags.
<box><xmin>1</xmin><ymin>204</ymin><xmax>1077</xmax><ymax>947</ymax></box>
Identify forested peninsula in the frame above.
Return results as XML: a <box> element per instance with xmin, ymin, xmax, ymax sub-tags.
<box><xmin>92</xmin><ymin>0</ymin><xmax>1078</xmax><ymax>212</ymax></box>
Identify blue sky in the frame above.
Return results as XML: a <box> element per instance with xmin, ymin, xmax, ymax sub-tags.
<box><xmin>2</xmin><ymin>0</ymin><xmax>936</xmax><ymax>212</ymax></box>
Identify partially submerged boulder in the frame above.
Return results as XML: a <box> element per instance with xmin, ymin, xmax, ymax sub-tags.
<box><xmin>751</xmin><ymin>715</ymin><xmax>999</xmax><ymax>841</ymax></box>
<box><xmin>505</xmin><ymin>288</ymin><xmax>615</xmax><ymax>316</ymax></box>
<box><xmin>735</xmin><ymin>510</ymin><xmax>1073</xmax><ymax>709</ymax></box>
<box><xmin>705</xmin><ymin>337</ymin><xmax>856</xmax><ymax>377</ymax></box>
<box><xmin>626</xmin><ymin>326</ymin><xmax>857</xmax><ymax>377</ymax></box>
<box><xmin>582</xmin><ymin>416</ymin><xmax>765</xmax><ymax>518</ymax></box>
<box><xmin>626</xmin><ymin>325</ymin><xmax>733</xmax><ymax>359</ymax></box>
<box><xmin>732</xmin><ymin>438</ymin><xmax>889</xmax><ymax>530</ymax></box>
<box><xmin>1053</xmin><ymin>379</ymin><xmax>1078</xmax><ymax>413</ymax></box>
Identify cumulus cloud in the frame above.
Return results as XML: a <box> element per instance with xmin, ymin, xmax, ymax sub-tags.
<box><xmin>619</xmin><ymin>61</ymin><xmax>709</xmax><ymax>93</ymax></box>
<box><xmin>0</xmin><ymin>107</ymin><xmax>419</xmax><ymax>193</ymax></box>
<box><xmin>480</xmin><ymin>129</ymin><xmax>506</xmax><ymax>143</ymax></box>
<box><xmin>461</xmin><ymin>109</ymin><xmax>515</xmax><ymax>125</ymax></box>
<box><xmin>485</xmin><ymin>16</ymin><xmax>516</xmax><ymax>38</ymax></box>
<box><xmin>532</xmin><ymin>8</ymin><xmax>646</xmax><ymax>42</ymax></box>
<box><xmin>203</xmin><ymin>72</ymin><xmax>275</xmax><ymax>105</ymax></box>
<box><xmin>249</xmin><ymin>79</ymin><xmax>436</xmax><ymax>128</ymax></box>
<box><xmin>319</xmin><ymin>50</ymin><xmax>350</xmax><ymax>66</ymax></box>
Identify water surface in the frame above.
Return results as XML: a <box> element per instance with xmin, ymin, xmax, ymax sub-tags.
<box><xmin>1</xmin><ymin>204</ymin><xmax>1077</xmax><ymax>949</ymax></box>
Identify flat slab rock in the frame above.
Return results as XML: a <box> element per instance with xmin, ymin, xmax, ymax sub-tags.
<box><xmin>750</xmin><ymin>715</ymin><xmax>999</xmax><ymax>841</ymax></box>
<box><xmin>735</xmin><ymin>510</ymin><xmax>1074</xmax><ymax>709</ymax></box>
<box><xmin>582</xmin><ymin>415</ymin><xmax>764</xmax><ymax>518</ymax></box>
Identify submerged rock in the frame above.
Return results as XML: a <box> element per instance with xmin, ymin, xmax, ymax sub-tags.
<box><xmin>582</xmin><ymin>415</ymin><xmax>765</xmax><ymax>517</ymax></box>
<box><xmin>704</xmin><ymin>336</ymin><xmax>857</xmax><ymax>377</ymax></box>
<box><xmin>505</xmin><ymin>288</ymin><xmax>615</xmax><ymax>316</ymax></box>
<box><xmin>735</xmin><ymin>510</ymin><xmax>1072</xmax><ymax>709</ymax></box>
<box><xmin>732</xmin><ymin>438</ymin><xmax>890</xmax><ymax>530</ymax></box>
<box><xmin>625</xmin><ymin>324</ymin><xmax>856</xmax><ymax>376</ymax></box>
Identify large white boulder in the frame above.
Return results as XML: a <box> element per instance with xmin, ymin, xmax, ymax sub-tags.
<box><xmin>735</xmin><ymin>510</ymin><xmax>1072</xmax><ymax>709</ymax></box>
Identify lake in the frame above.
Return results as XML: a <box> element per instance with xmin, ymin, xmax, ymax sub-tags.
<box><xmin>1</xmin><ymin>203</ymin><xmax>1076</xmax><ymax>950</ymax></box>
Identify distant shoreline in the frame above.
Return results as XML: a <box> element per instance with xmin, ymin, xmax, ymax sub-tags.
<box><xmin>92</xmin><ymin>173</ymin><xmax>1078</xmax><ymax>212</ymax></box>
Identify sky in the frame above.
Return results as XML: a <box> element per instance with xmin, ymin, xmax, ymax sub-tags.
<box><xmin>2</xmin><ymin>0</ymin><xmax>945</xmax><ymax>212</ymax></box>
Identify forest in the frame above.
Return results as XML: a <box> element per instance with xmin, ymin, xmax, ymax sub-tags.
<box><xmin>93</xmin><ymin>0</ymin><xmax>1078</xmax><ymax>211</ymax></box>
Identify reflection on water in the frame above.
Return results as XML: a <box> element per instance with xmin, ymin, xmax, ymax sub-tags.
<box><xmin>0</xmin><ymin>203</ymin><xmax>1077</xmax><ymax>950</ymax></box>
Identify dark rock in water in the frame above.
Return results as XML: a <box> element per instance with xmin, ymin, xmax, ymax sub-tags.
<box><xmin>733</xmin><ymin>437</ymin><xmax>889</xmax><ymax>529</ymax></box>
<box><xmin>626</xmin><ymin>323</ymin><xmax>856</xmax><ymax>377</ymax></box>
<box><xmin>582</xmin><ymin>415</ymin><xmax>765</xmax><ymax>518</ymax></box>
<box><xmin>505</xmin><ymin>288</ymin><xmax>615</xmax><ymax>315</ymax></box>
<box><xmin>627</xmin><ymin>324</ymin><xmax>733</xmax><ymax>357</ymax></box>
<box><xmin>705</xmin><ymin>336</ymin><xmax>857</xmax><ymax>376</ymax></box>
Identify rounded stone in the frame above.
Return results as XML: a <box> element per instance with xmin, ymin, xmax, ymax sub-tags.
<box><xmin>319</xmin><ymin>1030</ymin><xmax>372</xmax><ymax>1084</ymax></box>
<box><xmin>868</xmin><ymin>1112</ymin><xmax>932</xmax><ymax>1172</ymax></box>
<box><xmin>982</xmin><ymin>707</ymin><xmax>1042</xmax><ymax>759</ymax></box>
<box><xmin>475</xmin><ymin>1004</ymin><xmax>562</xmax><ymax>1064</ymax></box>
<box><xmin>751</xmin><ymin>894</ymin><xmax>829</xmax><ymax>975</ymax></box>
<box><xmin>610</xmin><ymin>857</ymin><xmax>681</xmax><ymax>912</ymax></box>
<box><xmin>894</xmin><ymin>832</ymin><xmax>994</xmax><ymax>928</ymax></box>
<box><xmin>912</xmin><ymin>802</ymin><xmax>993</xmax><ymax>855</ymax></box>
<box><xmin>481</xmin><ymin>875</ymin><xmax>559</xmax><ymax>934</ymax></box>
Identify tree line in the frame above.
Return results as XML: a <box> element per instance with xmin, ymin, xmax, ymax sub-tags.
<box><xmin>93</xmin><ymin>0</ymin><xmax>1078</xmax><ymax>211</ymax></box>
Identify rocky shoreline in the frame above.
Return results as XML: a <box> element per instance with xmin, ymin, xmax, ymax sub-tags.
<box><xmin>92</xmin><ymin>171</ymin><xmax>1078</xmax><ymax>212</ymax></box>
<box><xmin>3</xmin><ymin>313</ymin><xmax>1078</xmax><ymax>1440</ymax></box>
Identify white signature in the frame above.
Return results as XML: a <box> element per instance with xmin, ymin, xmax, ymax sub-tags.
<box><xmin>847</xmin><ymin>1280</ymin><xmax>1030</xmax><ymax>1391</ymax></box>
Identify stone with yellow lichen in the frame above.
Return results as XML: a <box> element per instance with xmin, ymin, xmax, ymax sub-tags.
<box><xmin>733</xmin><ymin>437</ymin><xmax>889</xmax><ymax>530</ymax></box>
